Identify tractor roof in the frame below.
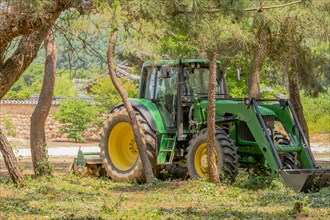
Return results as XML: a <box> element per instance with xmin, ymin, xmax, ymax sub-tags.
<box><xmin>142</xmin><ymin>59</ymin><xmax>221</xmax><ymax>67</ymax></box>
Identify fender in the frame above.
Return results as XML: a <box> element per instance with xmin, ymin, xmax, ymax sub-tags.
<box><xmin>110</xmin><ymin>99</ymin><xmax>166</xmax><ymax>133</ymax></box>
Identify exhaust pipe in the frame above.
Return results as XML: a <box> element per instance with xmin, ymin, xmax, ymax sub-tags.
<box><xmin>280</xmin><ymin>168</ymin><xmax>330</xmax><ymax>192</ymax></box>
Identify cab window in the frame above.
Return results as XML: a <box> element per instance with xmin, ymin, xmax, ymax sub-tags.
<box><xmin>141</xmin><ymin>67</ymin><xmax>157</xmax><ymax>99</ymax></box>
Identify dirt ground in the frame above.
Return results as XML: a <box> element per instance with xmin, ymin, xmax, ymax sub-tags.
<box><xmin>0</xmin><ymin>156</ymin><xmax>74</xmax><ymax>178</ymax></box>
<box><xmin>0</xmin><ymin>139</ymin><xmax>99</xmax><ymax>178</ymax></box>
<box><xmin>310</xmin><ymin>133</ymin><xmax>330</xmax><ymax>143</ymax></box>
<box><xmin>0</xmin><ymin>133</ymin><xmax>329</xmax><ymax>178</ymax></box>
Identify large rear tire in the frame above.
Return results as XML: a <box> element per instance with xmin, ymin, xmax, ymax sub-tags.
<box><xmin>187</xmin><ymin>129</ymin><xmax>239</xmax><ymax>183</ymax></box>
<box><xmin>99</xmin><ymin>106</ymin><xmax>157</xmax><ymax>182</ymax></box>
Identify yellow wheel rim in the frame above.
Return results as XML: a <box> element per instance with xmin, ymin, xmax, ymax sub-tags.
<box><xmin>108</xmin><ymin>122</ymin><xmax>138</xmax><ymax>171</ymax></box>
<box><xmin>194</xmin><ymin>143</ymin><xmax>218</xmax><ymax>178</ymax></box>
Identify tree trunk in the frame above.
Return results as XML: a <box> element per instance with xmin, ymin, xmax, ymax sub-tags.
<box><xmin>30</xmin><ymin>31</ymin><xmax>56</xmax><ymax>176</ymax></box>
<box><xmin>0</xmin><ymin>11</ymin><xmax>54</xmax><ymax>184</ymax></box>
<box><xmin>107</xmin><ymin>31</ymin><xmax>155</xmax><ymax>183</ymax></box>
<box><xmin>248</xmin><ymin>26</ymin><xmax>269</xmax><ymax>99</ymax></box>
<box><xmin>207</xmin><ymin>52</ymin><xmax>220</xmax><ymax>183</ymax></box>
<box><xmin>288</xmin><ymin>67</ymin><xmax>310</xmax><ymax>144</ymax></box>
<box><xmin>0</xmin><ymin>129</ymin><xmax>23</xmax><ymax>183</ymax></box>
<box><xmin>0</xmin><ymin>0</ymin><xmax>92</xmax><ymax>183</ymax></box>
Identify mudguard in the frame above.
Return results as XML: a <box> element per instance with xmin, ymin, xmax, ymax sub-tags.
<box><xmin>110</xmin><ymin>99</ymin><xmax>165</xmax><ymax>133</ymax></box>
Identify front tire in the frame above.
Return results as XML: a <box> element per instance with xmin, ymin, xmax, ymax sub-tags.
<box><xmin>274</xmin><ymin>131</ymin><xmax>299</xmax><ymax>169</ymax></box>
<box><xmin>187</xmin><ymin>129</ymin><xmax>239</xmax><ymax>183</ymax></box>
<box><xmin>99</xmin><ymin>106</ymin><xmax>157</xmax><ymax>182</ymax></box>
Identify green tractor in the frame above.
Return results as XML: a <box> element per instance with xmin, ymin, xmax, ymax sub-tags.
<box><xmin>96</xmin><ymin>59</ymin><xmax>329</xmax><ymax>192</ymax></box>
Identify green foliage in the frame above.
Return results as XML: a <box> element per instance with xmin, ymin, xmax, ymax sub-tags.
<box><xmin>4</xmin><ymin>90</ymin><xmax>32</xmax><ymax>100</ymax></box>
<box><xmin>54</xmin><ymin>98</ymin><xmax>101</xmax><ymax>142</ymax></box>
<box><xmin>3</xmin><ymin>64</ymin><xmax>83</xmax><ymax>99</ymax></box>
<box><xmin>302</xmin><ymin>90</ymin><xmax>330</xmax><ymax>133</ymax></box>
<box><xmin>35</xmin><ymin>160</ymin><xmax>53</xmax><ymax>177</ymax></box>
<box><xmin>260</xmin><ymin>84</ymin><xmax>288</xmax><ymax>99</ymax></box>
<box><xmin>53</xmin><ymin>74</ymin><xmax>78</xmax><ymax>97</ymax></box>
<box><xmin>3</xmin><ymin>116</ymin><xmax>17</xmax><ymax>137</ymax></box>
<box><xmin>222</xmin><ymin>58</ymin><xmax>249</xmax><ymax>98</ymax></box>
<box><xmin>3</xmin><ymin>64</ymin><xmax>43</xmax><ymax>100</ymax></box>
<box><xmin>90</xmin><ymin>75</ymin><xmax>138</xmax><ymax>113</ymax></box>
<box><xmin>235</xmin><ymin>174</ymin><xmax>278</xmax><ymax>190</ymax></box>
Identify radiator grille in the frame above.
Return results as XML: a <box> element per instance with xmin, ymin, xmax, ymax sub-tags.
<box><xmin>239</xmin><ymin>121</ymin><xmax>255</xmax><ymax>141</ymax></box>
<box><xmin>239</xmin><ymin>115</ymin><xmax>275</xmax><ymax>142</ymax></box>
<box><xmin>263</xmin><ymin>115</ymin><xmax>275</xmax><ymax>128</ymax></box>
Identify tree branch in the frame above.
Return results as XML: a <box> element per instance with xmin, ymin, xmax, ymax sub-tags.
<box><xmin>243</xmin><ymin>0</ymin><xmax>302</xmax><ymax>12</ymax></box>
<box><xmin>0</xmin><ymin>0</ymin><xmax>95</xmax><ymax>62</ymax></box>
<box><xmin>171</xmin><ymin>0</ymin><xmax>302</xmax><ymax>16</ymax></box>
<box><xmin>0</xmin><ymin>22</ymin><xmax>54</xmax><ymax>99</ymax></box>
<box><xmin>0</xmin><ymin>1</ymin><xmax>71</xmax><ymax>45</ymax></box>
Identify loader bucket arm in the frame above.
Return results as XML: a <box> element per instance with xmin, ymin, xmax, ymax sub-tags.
<box><xmin>209</xmin><ymin>98</ymin><xmax>330</xmax><ymax>192</ymax></box>
<box><xmin>253</xmin><ymin>99</ymin><xmax>330</xmax><ymax>192</ymax></box>
<box><xmin>210</xmin><ymin>98</ymin><xmax>283</xmax><ymax>174</ymax></box>
<box><xmin>261</xmin><ymin>100</ymin><xmax>318</xmax><ymax>169</ymax></box>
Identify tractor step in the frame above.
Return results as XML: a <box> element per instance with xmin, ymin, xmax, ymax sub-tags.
<box><xmin>280</xmin><ymin>168</ymin><xmax>330</xmax><ymax>192</ymax></box>
<box><xmin>157</xmin><ymin>134</ymin><xmax>177</xmax><ymax>165</ymax></box>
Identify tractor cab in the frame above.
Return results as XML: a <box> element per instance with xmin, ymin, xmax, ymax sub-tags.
<box><xmin>138</xmin><ymin>60</ymin><xmax>228</xmax><ymax>131</ymax></box>
<box><xmin>139</xmin><ymin>60</ymin><xmax>227</xmax><ymax>100</ymax></box>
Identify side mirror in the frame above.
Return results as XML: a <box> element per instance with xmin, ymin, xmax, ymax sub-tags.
<box><xmin>161</xmin><ymin>65</ymin><xmax>172</xmax><ymax>78</ymax></box>
<box><xmin>237</xmin><ymin>68</ymin><xmax>242</xmax><ymax>81</ymax></box>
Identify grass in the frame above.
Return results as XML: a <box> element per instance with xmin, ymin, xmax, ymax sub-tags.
<box><xmin>0</xmin><ymin>172</ymin><xmax>329</xmax><ymax>219</ymax></box>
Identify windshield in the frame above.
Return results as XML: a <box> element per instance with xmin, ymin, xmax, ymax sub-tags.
<box><xmin>140</xmin><ymin>65</ymin><xmax>228</xmax><ymax>99</ymax></box>
<box><xmin>188</xmin><ymin>68</ymin><xmax>223</xmax><ymax>95</ymax></box>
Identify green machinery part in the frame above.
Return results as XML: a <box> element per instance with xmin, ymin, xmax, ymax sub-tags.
<box><xmin>70</xmin><ymin>147</ymin><xmax>106</xmax><ymax>177</ymax></box>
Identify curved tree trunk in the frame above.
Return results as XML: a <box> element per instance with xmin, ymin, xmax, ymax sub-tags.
<box><xmin>207</xmin><ymin>52</ymin><xmax>220</xmax><ymax>183</ymax></box>
<box><xmin>288</xmin><ymin>67</ymin><xmax>310</xmax><ymax>144</ymax></box>
<box><xmin>107</xmin><ymin>31</ymin><xmax>155</xmax><ymax>183</ymax></box>
<box><xmin>30</xmin><ymin>31</ymin><xmax>56</xmax><ymax>176</ymax></box>
<box><xmin>248</xmin><ymin>26</ymin><xmax>269</xmax><ymax>99</ymax></box>
<box><xmin>0</xmin><ymin>129</ymin><xmax>24</xmax><ymax>183</ymax></box>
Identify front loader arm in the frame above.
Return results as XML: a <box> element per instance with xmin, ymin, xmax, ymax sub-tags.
<box><xmin>201</xmin><ymin>98</ymin><xmax>329</xmax><ymax>192</ymax></box>
<box><xmin>202</xmin><ymin>99</ymin><xmax>283</xmax><ymax>175</ymax></box>
<box><xmin>260</xmin><ymin>100</ymin><xmax>317</xmax><ymax>169</ymax></box>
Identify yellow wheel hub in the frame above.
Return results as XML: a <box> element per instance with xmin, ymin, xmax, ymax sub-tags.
<box><xmin>194</xmin><ymin>143</ymin><xmax>218</xmax><ymax>178</ymax></box>
<box><xmin>108</xmin><ymin>122</ymin><xmax>139</xmax><ymax>171</ymax></box>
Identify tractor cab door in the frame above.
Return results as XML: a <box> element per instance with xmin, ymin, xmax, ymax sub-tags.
<box><xmin>156</xmin><ymin>66</ymin><xmax>179</xmax><ymax>129</ymax></box>
<box><xmin>140</xmin><ymin>66</ymin><xmax>178</xmax><ymax>129</ymax></box>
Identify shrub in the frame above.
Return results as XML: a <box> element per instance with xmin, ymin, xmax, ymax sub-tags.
<box><xmin>302</xmin><ymin>90</ymin><xmax>330</xmax><ymax>134</ymax></box>
<box><xmin>3</xmin><ymin>116</ymin><xmax>17</xmax><ymax>137</ymax></box>
<box><xmin>54</xmin><ymin>98</ymin><xmax>101</xmax><ymax>142</ymax></box>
